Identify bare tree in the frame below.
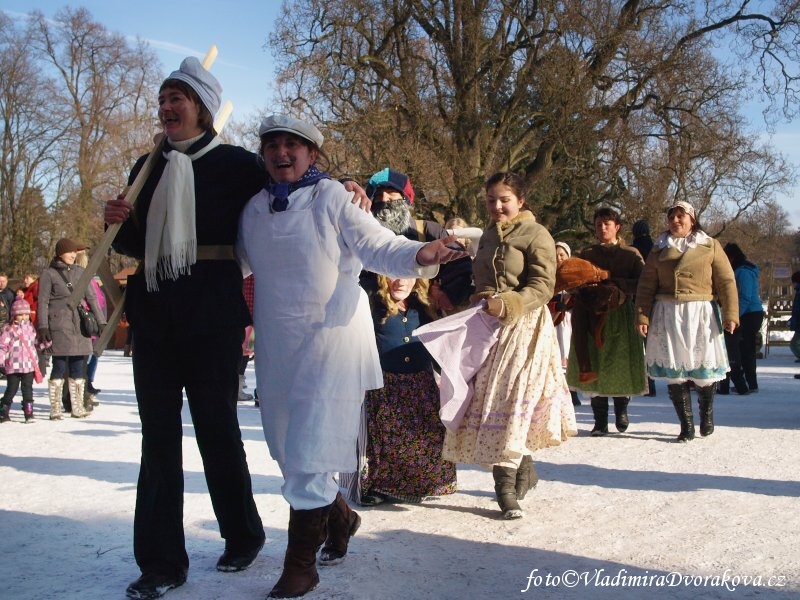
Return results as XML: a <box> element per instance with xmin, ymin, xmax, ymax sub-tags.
<box><xmin>27</xmin><ymin>7</ymin><xmax>161</xmax><ymax>246</ymax></box>
<box><xmin>269</xmin><ymin>0</ymin><xmax>800</xmax><ymax>228</ymax></box>
<box><xmin>0</xmin><ymin>14</ymin><xmax>64</xmax><ymax>274</ymax></box>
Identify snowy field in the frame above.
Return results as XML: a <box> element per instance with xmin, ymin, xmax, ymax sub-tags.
<box><xmin>0</xmin><ymin>346</ymin><xmax>798</xmax><ymax>600</ymax></box>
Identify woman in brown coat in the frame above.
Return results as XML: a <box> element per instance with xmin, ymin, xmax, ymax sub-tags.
<box><xmin>442</xmin><ymin>172</ymin><xmax>576</xmax><ymax>519</ymax></box>
<box><xmin>635</xmin><ymin>201</ymin><xmax>738</xmax><ymax>442</ymax></box>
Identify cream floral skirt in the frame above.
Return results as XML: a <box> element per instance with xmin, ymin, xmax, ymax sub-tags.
<box><xmin>443</xmin><ymin>307</ymin><xmax>577</xmax><ymax>466</ymax></box>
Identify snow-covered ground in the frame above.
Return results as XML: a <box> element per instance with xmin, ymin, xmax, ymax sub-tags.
<box><xmin>0</xmin><ymin>347</ymin><xmax>798</xmax><ymax>600</ymax></box>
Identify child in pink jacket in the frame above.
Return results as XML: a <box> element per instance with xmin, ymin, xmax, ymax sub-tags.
<box><xmin>0</xmin><ymin>299</ymin><xmax>40</xmax><ymax>423</ymax></box>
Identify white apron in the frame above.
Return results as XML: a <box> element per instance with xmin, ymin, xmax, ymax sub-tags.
<box><xmin>239</xmin><ymin>181</ymin><xmax>435</xmax><ymax>474</ymax></box>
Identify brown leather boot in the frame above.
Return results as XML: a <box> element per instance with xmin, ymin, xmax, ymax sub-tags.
<box><xmin>268</xmin><ymin>504</ymin><xmax>332</xmax><ymax>598</ymax></box>
<box><xmin>318</xmin><ymin>492</ymin><xmax>361</xmax><ymax>566</ymax></box>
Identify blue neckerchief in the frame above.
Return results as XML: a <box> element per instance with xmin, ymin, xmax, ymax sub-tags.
<box><xmin>266</xmin><ymin>165</ymin><xmax>330</xmax><ymax>212</ymax></box>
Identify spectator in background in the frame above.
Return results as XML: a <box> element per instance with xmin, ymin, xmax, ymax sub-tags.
<box><xmin>791</xmin><ymin>271</ymin><xmax>800</xmax><ymax>364</ymax></box>
<box><xmin>239</xmin><ymin>274</ymin><xmax>255</xmax><ymax>403</ymax></box>
<box><xmin>20</xmin><ymin>273</ymin><xmax>47</xmax><ymax>377</ymax></box>
<box><xmin>631</xmin><ymin>219</ymin><xmax>656</xmax><ymax>397</ymax></box>
<box><xmin>722</xmin><ymin>243</ymin><xmax>765</xmax><ymax>394</ymax></box>
<box><xmin>0</xmin><ymin>299</ymin><xmax>39</xmax><ymax>423</ymax></box>
<box><xmin>37</xmin><ymin>238</ymin><xmax>106</xmax><ymax>420</ymax></box>
<box><xmin>0</xmin><ymin>273</ymin><xmax>16</xmax><ymax>316</ymax></box>
<box><xmin>549</xmin><ymin>242</ymin><xmax>580</xmax><ymax>407</ymax></box>
<box><xmin>75</xmin><ymin>250</ymin><xmax>107</xmax><ymax>408</ymax></box>
<box><xmin>631</xmin><ymin>219</ymin><xmax>654</xmax><ymax>260</ymax></box>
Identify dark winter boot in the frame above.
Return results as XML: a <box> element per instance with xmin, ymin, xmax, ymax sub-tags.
<box><xmin>268</xmin><ymin>504</ymin><xmax>332</xmax><ymax>598</ymax></box>
<box><xmin>717</xmin><ymin>375</ymin><xmax>730</xmax><ymax>395</ymax></box>
<box><xmin>697</xmin><ymin>384</ymin><xmax>715</xmax><ymax>437</ymax></box>
<box><xmin>613</xmin><ymin>397</ymin><xmax>630</xmax><ymax>433</ymax></box>
<box><xmin>0</xmin><ymin>401</ymin><xmax>10</xmax><ymax>423</ymax></box>
<box><xmin>590</xmin><ymin>397</ymin><xmax>609</xmax><ymax>436</ymax></box>
<box><xmin>668</xmin><ymin>383</ymin><xmax>695</xmax><ymax>442</ymax></box>
<box><xmin>514</xmin><ymin>455</ymin><xmax>539</xmax><ymax>501</ymax></box>
<box><xmin>729</xmin><ymin>365</ymin><xmax>749</xmax><ymax>395</ymax></box>
<box><xmin>318</xmin><ymin>492</ymin><xmax>361</xmax><ymax>566</ymax></box>
<box><xmin>83</xmin><ymin>384</ymin><xmax>94</xmax><ymax>414</ymax></box>
<box><xmin>493</xmin><ymin>465</ymin><xmax>523</xmax><ymax>519</ymax></box>
<box><xmin>22</xmin><ymin>401</ymin><xmax>34</xmax><ymax>423</ymax></box>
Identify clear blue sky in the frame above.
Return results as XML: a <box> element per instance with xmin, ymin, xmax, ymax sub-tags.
<box><xmin>2</xmin><ymin>1</ymin><xmax>798</xmax><ymax>227</ymax></box>
<box><xmin>1</xmin><ymin>0</ymin><xmax>281</xmax><ymax>118</ymax></box>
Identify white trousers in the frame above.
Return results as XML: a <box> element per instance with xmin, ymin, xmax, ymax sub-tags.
<box><xmin>281</xmin><ymin>471</ymin><xmax>340</xmax><ymax>509</ymax></box>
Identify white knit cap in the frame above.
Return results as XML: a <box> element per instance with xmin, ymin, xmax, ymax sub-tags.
<box><xmin>164</xmin><ymin>57</ymin><xmax>222</xmax><ymax>116</ymax></box>
<box><xmin>259</xmin><ymin>114</ymin><xmax>324</xmax><ymax>148</ymax></box>
<box><xmin>555</xmin><ymin>241</ymin><xmax>572</xmax><ymax>257</ymax></box>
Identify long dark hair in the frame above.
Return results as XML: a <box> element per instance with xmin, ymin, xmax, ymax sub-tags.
<box><xmin>723</xmin><ymin>242</ymin><xmax>754</xmax><ymax>269</ymax></box>
<box><xmin>485</xmin><ymin>172</ymin><xmax>527</xmax><ymax>198</ymax></box>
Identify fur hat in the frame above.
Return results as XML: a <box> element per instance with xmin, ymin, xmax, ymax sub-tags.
<box><xmin>164</xmin><ymin>57</ymin><xmax>222</xmax><ymax>116</ymax></box>
<box><xmin>11</xmin><ymin>298</ymin><xmax>30</xmax><ymax>317</ymax></box>
<box><xmin>556</xmin><ymin>257</ymin><xmax>610</xmax><ymax>292</ymax></box>
<box><xmin>366</xmin><ymin>168</ymin><xmax>415</xmax><ymax>205</ymax></box>
<box><xmin>55</xmin><ymin>238</ymin><xmax>87</xmax><ymax>257</ymax></box>
<box><xmin>259</xmin><ymin>114</ymin><xmax>324</xmax><ymax>148</ymax></box>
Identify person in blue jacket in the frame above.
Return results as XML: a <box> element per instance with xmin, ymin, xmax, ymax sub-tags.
<box><xmin>722</xmin><ymin>243</ymin><xmax>765</xmax><ymax>394</ymax></box>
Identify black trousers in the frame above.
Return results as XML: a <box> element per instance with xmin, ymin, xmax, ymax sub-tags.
<box><xmin>737</xmin><ymin>311</ymin><xmax>764</xmax><ymax>390</ymax></box>
<box><xmin>1</xmin><ymin>372</ymin><xmax>34</xmax><ymax>408</ymax></box>
<box><xmin>726</xmin><ymin>311</ymin><xmax>764</xmax><ymax>391</ymax></box>
<box><xmin>131</xmin><ymin>327</ymin><xmax>264</xmax><ymax>577</ymax></box>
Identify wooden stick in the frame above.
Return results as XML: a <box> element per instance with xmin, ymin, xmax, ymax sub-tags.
<box><xmin>92</xmin><ymin>290</ymin><xmax>126</xmax><ymax>357</ymax></box>
<box><xmin>214</xmin><ymin>100</ymin><xmax>234</xmax><ymax>132</ymax></box>
<box><xmin>202</xmin><ymin>44</ymin><xmax>218</xmax><ymax>69</ymax></box>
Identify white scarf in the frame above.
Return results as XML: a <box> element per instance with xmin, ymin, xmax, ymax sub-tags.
<box><xmin>144</xmin><ymin>133</ymin><xmax>221</xmax><ymax>291</ymax></box>
<box><xmin>654</xmin><ymin>230</ymin><xmax>711</xmax><ymax>253</ymax></box>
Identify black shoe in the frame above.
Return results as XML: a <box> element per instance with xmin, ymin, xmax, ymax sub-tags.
<box><xmin>87</xmin><ymin>383</ymin><xmax>101</xmax><ymax>395</ymax></box>
<box><xmin>0</xmin><ymin>410</ymin><xmax>9</xmax><ymax>423</ymax></box>
<box><xmin>360</xmin><ymin>491</ymin><xmax>387</xmax><ymax>506</ymax></box>
<box><xmin>216</xmin><ymin>541</ymin><xmax>264</xmax><ymax>572</ymax></box>
<box><xmin>125</xmin><ymin>572</ymin><xmax>186</xmax><ymax>599</ymax></box>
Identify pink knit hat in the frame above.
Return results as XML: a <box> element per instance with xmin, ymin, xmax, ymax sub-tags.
<box><xmin>11</xmin><ymin>298</ymin><xmax>30</xmax><ymax>317</ymax></box>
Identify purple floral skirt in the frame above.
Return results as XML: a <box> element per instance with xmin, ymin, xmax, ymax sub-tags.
<box><xmin>361</xmin><ymin>369</ymin><xmax>457</xmax><ymax>502</ymax></box>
